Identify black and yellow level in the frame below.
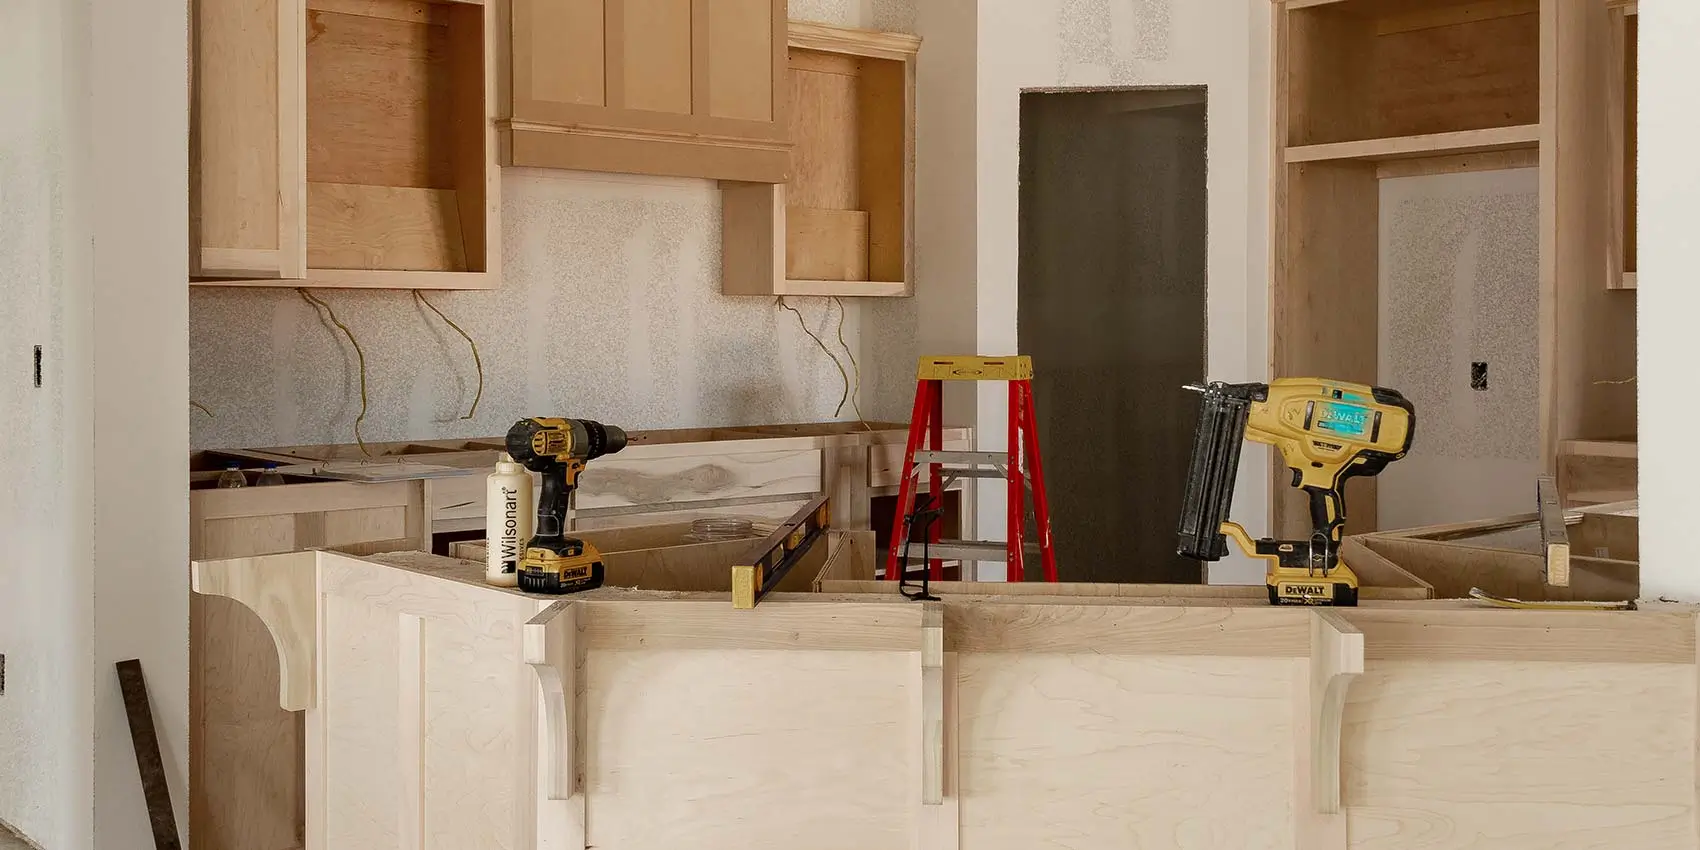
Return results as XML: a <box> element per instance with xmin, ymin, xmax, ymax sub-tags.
<box><xmin>731</xmin><ymin>494</ymin><xmax>831</xmax><ymax>609</ymax></box>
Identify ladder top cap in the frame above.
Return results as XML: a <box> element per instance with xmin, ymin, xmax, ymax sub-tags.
<box><xmin>916</xmin><ymin>355</ymin><xmax>1034</xmax><ymax>381</ymax></box>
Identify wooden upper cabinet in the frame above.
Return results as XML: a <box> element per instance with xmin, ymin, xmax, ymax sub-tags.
<box><xmin>191</xmin><ymin>0</ymin><xmax>501</xmax><ymax>290</ymax></box>
<box><xmin>501</xmin><ymin>0</ymin><xmax>791</xmax><ymax>182</ymax></box>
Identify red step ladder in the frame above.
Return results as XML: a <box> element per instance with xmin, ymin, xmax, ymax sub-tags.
<box><xmin>884</xmin><ymin>356</ymin><xmax>1058</xmax><ymax>583</ymax></box>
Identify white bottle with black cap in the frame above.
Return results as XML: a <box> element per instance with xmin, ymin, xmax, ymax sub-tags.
<box><xmin>485</xmin><ymin>454</ymin><xmax>534</xmax><ymax>587</ymax></box>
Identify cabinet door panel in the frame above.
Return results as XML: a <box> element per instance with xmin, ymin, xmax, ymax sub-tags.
<box><xmin>516</xmin><ymin>0</ymin><xmax>605</xmax><ymax>107</ymax></box>
<box><xmin>192</xmin><ymin>0</ymin><xmax>306</xmax><ymax>279</ymax></box>
<box><xmin>699</xmin><ymin>0</ymin><xmax>773</xmax><ymax>122</ymax></box>
<box><xmin>613</xmin><ymin>0</ymin><xmax>693</xmax><ymax>115</ymax></box>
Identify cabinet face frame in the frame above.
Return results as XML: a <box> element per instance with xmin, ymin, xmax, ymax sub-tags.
<box><xmin>720</xmin><ymin>21</ymin><xmax>919</xmax><ymax>299</ymax></box>
<box><xmin>1267</xmin><ymin>0</ymin><xmax>1628</xmax><ymax>537</ymax></box>
<box><xmin>191</xmin><ymin>0</ymin><xmax>502</xmax><ymax>290</ymax></box>
<box><xmin>191</xmin><ymin>0</ymin><xmax>309</xmax><ymax>280</ymax></box>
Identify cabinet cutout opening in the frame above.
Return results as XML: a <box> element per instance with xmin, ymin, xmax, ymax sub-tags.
<box><xmin>304</xmin><ymin>0</ymin><xmax>487</xmax><ymax>273</ymax></box>
<box><xmin>1287</xmin><ymin>0</ymin><xmax>1540</xmax><ymax>147</ymax></box>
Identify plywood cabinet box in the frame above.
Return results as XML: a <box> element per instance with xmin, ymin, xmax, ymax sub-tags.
<box><xmin>196</xmin><ymin>547</ymin><xmax>1700</xmax><ymax>850</ymax></box>
<box><xmin>1270</xmin><ymin>0</ymin><xmax>1635</xmax><ymax>535</ymax></box>
<box><xmin>723</xmin><ymin>22</ymin><xmax>919</xmax><ymax>297</ymax></box>
<box><xmin>498</xmin><ymin>0</ymin><xmax>792</xmax><ymax>182</ymax></box>
<box><xmin>190</xmin><ymin>0</ymin><xmax>501</xmax><ymax>289</ymax></box>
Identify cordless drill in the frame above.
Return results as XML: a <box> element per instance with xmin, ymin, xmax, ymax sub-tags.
<box><xmin>505</xmin><ymin>417</ymin><xmax>629</xmax><ymax>594</ymax></box>
<box><xmin>1176</xmin><ymin>378</ymin><xmax>1415</xmax><ymax>606</ymax></box>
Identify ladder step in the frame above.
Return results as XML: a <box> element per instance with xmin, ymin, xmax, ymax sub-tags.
<box><xmin>934</xmin><ymin>468</ymin><xmax>1009</xmax><ymax>480</ymax></box>
<box><xmin>913</xmin><ymin>450</ymin><xmax>1009</xmax><ymax>467</ymax></box>
<box><xmin>898</xmin><ymin>540</ymin><xmax>1039</xmax><ymax>562</ymax></box>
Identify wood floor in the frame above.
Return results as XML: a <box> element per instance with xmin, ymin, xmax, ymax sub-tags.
<box><xmin>0</xmin><ymin>824</ymin><xmax>36</xmax><ymax>850</ymax></box>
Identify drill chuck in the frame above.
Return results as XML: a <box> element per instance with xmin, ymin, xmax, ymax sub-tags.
<box><xmin>506</xmin><ymin>418</ymin><xmax>628</xmax><ymax>467</ymax></box>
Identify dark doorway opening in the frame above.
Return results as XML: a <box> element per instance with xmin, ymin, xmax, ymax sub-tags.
<box><xmin>1018</xmin><ymin>87</ymin><xmax>1209</xmax><ymax>584</ymax></box>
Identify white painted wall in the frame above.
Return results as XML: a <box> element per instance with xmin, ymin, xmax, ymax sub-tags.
<box><xmin>1637</xmin><ymin>0</ymin><xmax>1698</xmax><ymax>600</ymax></box>
<box><xmin>0</xmin><ymin>0</ymin><xmax>96</xmax><ymax>844</ymax></box>
<box><xmin>0</xmin><ymin>0</ymin><xmax>189</xmax><ymax>846</ymax></box>
<box><xmin>90</xmin><ymin>0</ymin><xmax>191</xmax><ymax>845</ymax></box>
<box><xmin>917</xmin><ymin>0</ymin><xmax>1273</xmax><ymax>583</ymax></box>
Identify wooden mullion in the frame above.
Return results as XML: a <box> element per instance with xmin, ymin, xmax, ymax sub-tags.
<box><xmin>690</xmin><ymin>0</ymin><xmax>710</xmax><ymax>116</ymax></box>
<box><xmin>604</xmin><ymin>0</ymin><xmax>626</xmax><ymax>110</ymax></box>
<box><xmin>769</xmin><ymin>0</ymin><xmax>787</xmax><ymax>132</ymax></box>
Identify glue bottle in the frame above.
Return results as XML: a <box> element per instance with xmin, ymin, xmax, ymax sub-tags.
<box><xmin>485</xmin><ymin>454</ymin><xmax>533</xmax><ymax>587</ymax></box>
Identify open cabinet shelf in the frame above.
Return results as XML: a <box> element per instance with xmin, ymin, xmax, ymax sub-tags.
<box><xmin>722</xmin><ymin>22</ymin><xmax>918</xmax><ymax>298</ymax></box>
<box><xmin>1270</xmin><ymin>0</ymin><xmax>1635</xmax><ymax>536</ymax></box>
<box><xmin>1284</xmin><ymin>123</ymin><xmax>1539</xmax><ymax>163</ymax></box>
<box><xmin>1284</xmin><ymin>0</ymin><xmax>1540</xmax><ymax>148</ymax></box>
<box><xmin>191</xmin><ymin>0</ymin><xmax>500</xmax><ymax>289</ymax></box>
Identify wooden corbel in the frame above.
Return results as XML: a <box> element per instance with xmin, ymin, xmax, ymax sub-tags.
<box><xmin>191</xmin><ymin>551</ymin><xmax>318</xmax><ymax>711</ymax></box>
<box><xmin>524</xmin><ymin>600</ymin><xmax>585</xmax><ymax>801</ymax></box>
<box><xmin>1294</xmin><ymin>609</ymin><xmax>1365</xmax><ymax>848</ymax></box>
<box><xmin>921</xmin><ymin>602</ymin><xmax>944</xmax><ymax>806</ymax></box>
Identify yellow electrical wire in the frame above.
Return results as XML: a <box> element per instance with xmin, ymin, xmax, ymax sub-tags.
<box><xmin>298</xmin><ymin>288</ymin><xmax>372</xmax><ymax>458</ymax></box>
<box><xmin>413</xmin><ymin>290</ymin><xmax>484</xmax><ymax>420</ymax></box>
<box><xmin>777</xmin><ymin>296</ymin><xmax>850</xmax><ymax>417</ymax></box>
<box><xmin>832</xmin><ymin>296</ymin><xmax>871</xmax><ymax>431</ymax></box>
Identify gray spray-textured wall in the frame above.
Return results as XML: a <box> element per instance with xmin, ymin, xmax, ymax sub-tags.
<box><xmin>189</xmin><ymin>0</ymin><xmax>919</xmax><ymax>450</ymax></box>
<box><xmin>1376</xmin><ymin>167</ymin><xmax>1542</xmax><ymax>530</ymax></box>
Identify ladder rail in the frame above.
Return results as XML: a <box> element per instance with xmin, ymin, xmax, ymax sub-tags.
<box><xmin>885</xmin><ymin>356</ymin><xmax>1059</xmax><ymax>585</ymax></box>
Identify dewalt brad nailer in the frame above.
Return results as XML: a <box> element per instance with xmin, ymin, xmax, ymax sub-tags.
<box><xmin>1175</xmin><ymin>379</ymin><xmax>1415</xmax><ymax>606</ymax></box>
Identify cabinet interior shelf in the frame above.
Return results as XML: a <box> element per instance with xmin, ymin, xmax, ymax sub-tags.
<box><xmin>722</xmin><ymin>21</ymin><xmax>919</xmax><ymax>298</ymax></box>
<box><xmin>1284</xmin><ymin>124</ymin><xmax>1540</xmax><ymax>164</ymax></box>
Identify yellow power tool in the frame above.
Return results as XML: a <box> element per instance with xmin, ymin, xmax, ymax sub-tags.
<box><xmin>505</xmin><ymin>417</ymin><xmax>628</xmax><ymax>594</ymax></box>
<box><xmin>1175</xmin><ymin>378</ymin><xmax>1415</xmax><ymax>605</ymax></box>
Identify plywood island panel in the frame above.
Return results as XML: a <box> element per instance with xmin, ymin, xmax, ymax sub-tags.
<box><xmin>194</xmin><ymin>547</ymin><xmax>1700</xmax><ymax>850</ymax></box>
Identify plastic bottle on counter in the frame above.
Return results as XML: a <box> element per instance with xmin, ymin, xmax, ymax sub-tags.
<box><xmin>485</xmin><ymin>454</ymin><xmax>534</xmax><ymax>588</ymax></box>
<box><xmin>255</xmin><ymin>462</ymin><xmax>286</xmax><ymax>486</ymax></box>
<box><xmin>216</xmin><ymin>462</ymin><xmax>247</xmax><ymax>489</ymax></box>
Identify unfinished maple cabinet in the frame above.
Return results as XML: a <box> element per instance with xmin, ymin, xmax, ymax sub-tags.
<box><xmin>1607</xmin><ymin>0</ymin><xmax>1637</xmax><ymax>290</ymax></box>
<box><xmin>722</xmin><ymin>22</ymin><xmax>919</xmax><ymax>297</ymax></box>
<box><xmin>1270</xmin><ymin>0</ymin><xmax>1634</xmax><ymax>536</ymax></box>
<box><xmin>499</xmin><ymin>0</ymin><xmax>790</xmax><ymax>182</ymax></box>
<box><xmin>190</xmin><ymin>0</ymin><xmax>501</xmax><ymax>289</ymax></box>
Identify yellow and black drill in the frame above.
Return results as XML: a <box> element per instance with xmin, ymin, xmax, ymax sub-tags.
<box><xmin>1176</xmin><ymin>378</ymin><xmax>1415</xmax><ymax>606</ymax></box>
<box><xmin>505</xmin><ymin>417</ymin><xmax>628</xmax><ymax>594</ymax></box>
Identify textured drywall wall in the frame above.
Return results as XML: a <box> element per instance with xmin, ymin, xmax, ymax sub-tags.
<box><xmin>942</xmin><ymin>0</ymin><xmax>1271</xmax><ymax>583</ymax></box>
<box><xmin>91</xmin><ymin>0</ymin><xmax>191</xmax><ymax>847</ymax></box>
<box><xmin>1377</xmin><ymin>168</ymin><xmax>1542</xmax><ymax>530</ymax></box>
<box><xmin>0</xmin><ymin>0</ymin><xmax>96</xmax><ymax>844</ymax></box>
<box><xmin>189</xmin><ymin>1</ymin><xmax>919</xmax><ymax>450</ymax></box>
<box><xmin>1639</xmin><ymin>1</ymin><xmax>1699</xmax><ymax>600</ymax></box>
